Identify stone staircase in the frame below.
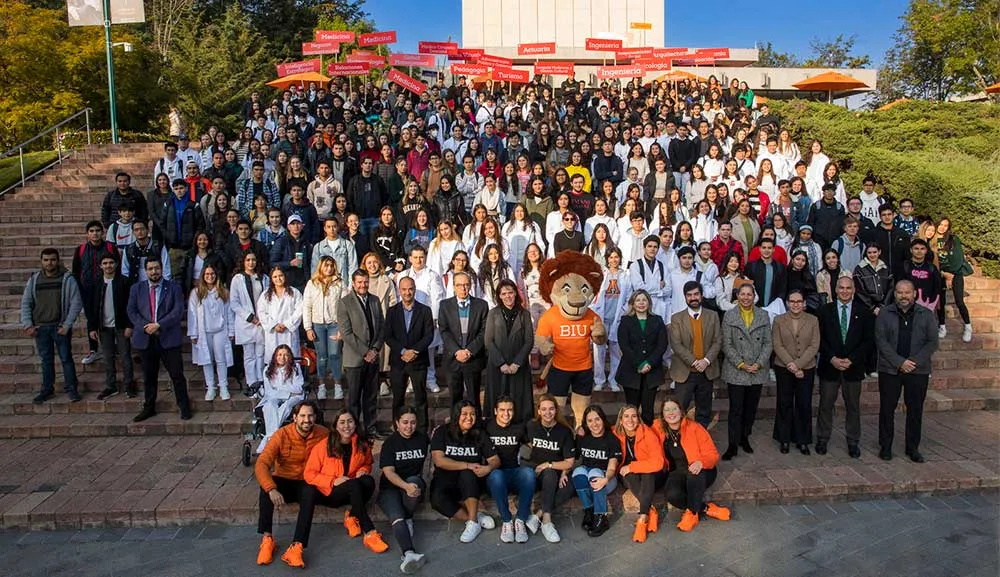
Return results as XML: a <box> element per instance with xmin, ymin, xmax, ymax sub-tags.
<box><xmin>0</xmin><ymin>143</ymin><xmax>997</xmax><ymax>530</ymax></box>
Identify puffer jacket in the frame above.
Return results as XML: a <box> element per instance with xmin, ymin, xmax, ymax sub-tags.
<box><xmin>853</xmin><ymin>259</ymin><xmax>893</xmax><ymax>312</ymax></box>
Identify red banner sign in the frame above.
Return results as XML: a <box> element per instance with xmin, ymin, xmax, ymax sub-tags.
<box><xmin>450</xmin><ymin>63</ymin><xmax>489</xmax><ymax>76</ymax></box>
<box><xmin>388</xmin><ymin>53</ymin><xmax>435</xmax><ymax>67</ymax></box>
<box><xmin>586</xmin><ymin>37</ymin><xmax>623</xmax><ymax>51</ymax></box>
<box><xmin>653</xmin><ymin>47</ymin><xmax>692</xmax><ymax>58</ymax></box>
<box><xmin>673</xmin><ymin>56</ymin><xmax>716</xmax><ymax>66</ymax></box>
<box><xmin>276</xmin><ymin>59</ymin><xmax>322</xmax><ymax>77</ymax></box>
<box><xmin>491</xmin><ymin>67</ymin><xmax>530</xmax><ymax>83</ymax></box>
<box><xmin>478</xmin><ymin>53</ymin><xmax>514</xmax><ymax>68</ymax></box>
<box><xmin>302</xmin><ymin>41</ymin><xmax>340</xmax><ymax>56</ymax></box>
<box><xmin>315</xmin><ymin>30</ymin><xmax>355</xmax><ymax>43</ymax></box>
<box><xmin>596</xmin><ymin>64</ymin><xmax>645</xmax><ymax>79</ymax></box>
<box><xmin>615</xmin><ymin>46</ymin><xmax>654</xmax><ymax>59</ymax></box>
<box><xmin>517</xmin><ymin>42</ymin><xmax>556</xmax><ymax>56</ymax></box>
<box><xmin>358</xmin><ymin>30</ymin><xmax>397</xmax><ymax>47</ymax></box>
<box><xmin>387</xmin><ymin>68</ymin><xmax>427</xmax><ymax>95</ymax></box>
<box><xmin>447</xmin><ymin>48</ymin><xmax>484</xmax><ymax>61</ymax></box>
<box><xmin>327</xmin><ymin>62</ymin><xmax>371</xmax><ymax>76</ymax></box>
<box><xmin>634</xmin><ymin>57</ymin><xmax>672</xmax><ymax>72</ymax></box>
<box><xmin>533</xmin><ymin>61</ymin><xmax>575</xmax><ymax>76</ymax></box>
<box><xmin>692</xmin><ymin>47</ymin><xmax>730</xmax><ymax>59</ymax></box>
<box><xmin>418</xmin><ymin>41</ymin><xmax>459</xmax><ymax>55</ymax></box>
<box><xmin>345</xmin><ymin>51</ymin><xmax>385</xmax><ymax>66</ymax></box>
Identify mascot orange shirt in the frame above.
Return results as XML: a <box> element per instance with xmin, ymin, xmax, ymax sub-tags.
<box><xmin>537</xmin><ymin>307</ymin><xmax>599</xmax><ymax>371</ymax></box>
<box><xmin>534</xmin><ymin>251</ymin><xmax>608</xmax><ymax>369</ymax></box>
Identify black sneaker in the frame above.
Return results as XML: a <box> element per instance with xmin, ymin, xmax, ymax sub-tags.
<box><xmin>133</xmin><ymin>406</ymin><xmax>156</xmax><ymax>422</ymax></box>
<box><xmin>33</xmin><ymin>392</ymin><xmax>54</xmax><ymax>404</ymax></box>
<box><xmin>68</xmin><ymin>392</ymin><xmax>83</xmax><ymax>403</ymax></box>
<box><xmin>124</xmin><ymin>382</ymin><xmax>137</xmax><ymax>398</ymax></box>
<box><xmin>97</xmin><ymin>387</ymin><xmax>119</xmax><ymax>400</ymax></box>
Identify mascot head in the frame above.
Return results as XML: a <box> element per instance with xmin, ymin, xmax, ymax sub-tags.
<box><xmin>538</xmin><ymin>251</ymin><xmax>604</xmax><ymax>320</ymax></box>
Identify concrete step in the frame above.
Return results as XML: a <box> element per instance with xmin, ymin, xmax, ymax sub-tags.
<box><xmin>0</xmin><ymin>410</ymin><xmax>996</xmax><ymax>530</ymax></box>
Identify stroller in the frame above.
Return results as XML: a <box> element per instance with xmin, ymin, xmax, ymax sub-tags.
<box><xmin>241</xmin><ymin>349</ymin><xmax>318</xmax><ymax>467</ymax></box>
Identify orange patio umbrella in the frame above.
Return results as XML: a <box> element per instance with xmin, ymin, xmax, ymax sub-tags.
<box><xmin>792</xmin><ymin>71</ymin><xmax>869</xmax><ymax>103</ymax></box>
<box><xmin>655</xmin><ymin>70</ymin><xmax>706</xmax><ymax>83</ymax></box>
<box><xmin>985</xmin><ymin>82</ymin><xmax>1000</xmax><ymax>94</ymax></box>
<box><xmin>266</xmin><ymin>71</ymin><xmax>331</xmax><ymax>90</ymax></box>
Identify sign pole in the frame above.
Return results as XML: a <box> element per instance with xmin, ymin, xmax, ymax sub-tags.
<box><xmin>102</xmin><ymin>0</ymin><xmax>119</xmax><ymax>144</ymax></box>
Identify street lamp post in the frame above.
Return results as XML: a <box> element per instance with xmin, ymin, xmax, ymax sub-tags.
<box><xmin>102</xmin><ymin>0</ymin><xmax>119</xmax><ymax>144</ymax></box>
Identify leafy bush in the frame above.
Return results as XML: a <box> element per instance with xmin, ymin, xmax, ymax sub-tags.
<box><xmin>60</xmin><ymin>130</ymin><xmax>169</xmax><ymax>150</ymax></box>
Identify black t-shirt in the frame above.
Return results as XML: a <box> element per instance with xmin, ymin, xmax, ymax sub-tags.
<box><xmin>576</xmin><ymin>432</ymin><xmax>623</xmax><ymax>470</ymax></box>
<box><xmin>623</xmin><ymin>436</ymin><xmax>636</xmax><ymax>466</ymax></box>
<box><xmin>379</xmin><ymin>431</ymin><xmax>429</xmax><ymax>490</ymax></box>
<box><xmin>485</xmin><ymin>420</ymin><xmax>527</xmax><ymax>470</ymax></box>
<box><xmin>663</xmin><ymin>428</ymin><xmax>688</xmax><ymax>472</ymax></box>
<box><xmin>430</xmin><ymin>425</ymin><xmax>496</xmax><ymax>479</ymax></box>
<box><xmin>340</xmin><ymin>443</ymin><xmax>352</xmax><ymax>475</ymax></box>
<box><xmin>525</xmin><ymin>421</ymin><xmax>575</xmax><ymax>465</ymax></box>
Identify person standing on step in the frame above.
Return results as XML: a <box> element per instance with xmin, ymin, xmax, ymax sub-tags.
<box><xmin>254</xmin><ymin>400</ymin><xmax>330</xmax><ymax>568</ymax></box>
<box><xmin>483</xmin><ymin>279</ymin><xmax>535</xmax><ymax>425</ymax></box>
<box><xmin>338</xmin><ymin>269</ymin><xmax>385</xmax><ymax>438</ymax></box>
<box><xmin>875</xmin><ymin>280</ymin><xmax>939</xmax><ymax>463</ymax></box>
<box><xmin>121</xmin><ymin>220</ymin><xmax>171</xmax><ymax>285</ymax></box>
<box><xmin>771</xmin><ymin>289</ymin><xmax>820</xmax><ymax>456</ymax></box>
<box><xmin>101</xmin><ymin>172</ymin><xmax>149</xmax><ymax>229</ymax></box>
<box><xmin>87</xmin><ymin>253</ymin><xmax>135</xmax><ymax>400</ymax></box>
<box><xmin>21</xmin><ymin>248</ymin><xmax>84</xmax><ymax>404</ymax></box>
<box><xmin>384</xmin><ymin>276</ymin><xmax>435</xmax><ymax>434</ymax></box>
<box><xmin>720</xmin><ymin>284</ymin><xmax>772</xmax><ymax>460</ymax></box>
<box><xmin>616</xmin><ymin>290</ymin><xmax>670</xmax><ymax>426</ymax></box>
<box><xmin>303</xmin><ymin>256</ymin><xmax>346</xmax><ymax>403</ymax></box>
<box><xmin>669</xmin><ymin>281</ymin><xmax>722</xmax><ymax>429</ymax></box>
<box><xmin>231</xmin><ymin>253</ymin><xmax>268</xmax><ymax>394</ymax></box>
<box><xmin>396</xmin><ymin>246</ymin><xmax>445</xmax><ymax>393</ymax></box>
<box><xmin>438</xmin><ymin>272</ymin><xmax>489</xmax><ymax>416</ymax></box>
<box><xmin>187</xmin><ymin>265</ymin><xmax>235</xmax><ymax>401</ymax></box>
<box><xmin>377</xmin><ymin>406</ymin><xmax>431</xmax><ymax>574</ymax></box>
<box><xmin>816</xmin><ymin>276</ymin><xmax>873</xmax><ymax>459</ymax></box>
<box><xmin>573</xmin><ymin>405</ymin><xmax>621</xmax><ymax>538</ymax></box>
<box><xmin>73</xmin><ymin>220</ymin><xmax>118</xmax><ymax>366</ymax></box>
<box><xmin>128</xmin><ymin>258</ymin><xmax>192</xmax><ymax>422</ymax></box>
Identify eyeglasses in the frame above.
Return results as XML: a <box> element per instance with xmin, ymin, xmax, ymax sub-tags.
<box><xmin>787</xmin><ymin>299</ymin><xmax>805</xmax><ymax>305</ymax></box>
<box><xmin>563</xmin><ymin>217</ymin><xmax>576</xmax><ymax>222</ymax></box>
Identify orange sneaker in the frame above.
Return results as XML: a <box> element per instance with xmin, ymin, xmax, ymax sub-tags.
<box><xmin>632</xmin><ymin>518</ymin><xmax>648</xmax><ymax>543</ymax></box>
<box><xmin>705</xmin><ymin>502</ymin><xmax>731</xmax><ymax>521</ymax></box>
<box><xmin>363</xmin><ymin>530</ymin><xmax>389</xmax><ymax>553</ymax></box>
<box><xmin>677</xmin><ymin>509</ymin><xmax>699</xmax><ymax>532</ymax></box>
<box><xmin>281</xmin><ymin>542</ymin><xmax>305</xmax><ymax>568</ymax></box>
<box><xmin>257</xmin><ymin>535</ymin><xmax>276</xmax><ymax>565</ymax></box>
<box><xmin>647</xmin><ymin>506</ymin><xmax>659</xmax><ymax>533</ymax></box>
<box><xmin>344</xmin><ymin>514</ymin><xmax>362</xmax><ymax>538</ymax></box>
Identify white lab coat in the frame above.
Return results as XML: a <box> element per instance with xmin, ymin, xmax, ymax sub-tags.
<box><xmin>584</xmin><ymin>214</ymin><xmax>618</xmax><ymax>245</ymax></box>
<box><xmin>256</xmin><ymin>364</ymin><xmax>305</xmax><ymax>452</ymax></box>
<box><xmin>187</xmin><ymin>289</ymin><xmax>235</xmax><ymax>367</ymax></box>
<box><xmin>231</xmin><ymin>273</ymin><xmax>269</xmax><ymax>346</ymax></box>
<box><xmin>427</xmin><ymin>238</ymin><xmax>464</xmax><ymax>278</ymax></box>
<box><xmin>695</xmin><ymin>258</ymin><xmax>720</xmax><ymax>301</ymax></box>
<box><xmin>503</xmin><ymin>221</ymin><xmax>544</xmax><ymax>279</ymax></box>
<box><xmin>628</xmin><ymin>257</ymin><xmax>671</xmax><ymax>321</ymax></box>
<box><xmin>257</xmin><ymin>288</ymin><xmax>303</xmax><ymax>361</ymax></box>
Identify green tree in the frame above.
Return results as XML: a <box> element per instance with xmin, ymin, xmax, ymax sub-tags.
<box><xmin>755</xmin><ymin>41</ymin><xmax>802</xmax><ymax>67</ymax></box>
<box><xmin>803</xmin><ymin>34</ymin><xmax>872</xmax><ymax>69</ymax></box>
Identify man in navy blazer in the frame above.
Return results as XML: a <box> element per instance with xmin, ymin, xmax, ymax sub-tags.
<box><xmin>127</xmin><ymin>257</ymin><xmax>191</xmax><ymax>422</ymax></box>
<box><xmin>384</xmin><ymin>276</ymin><xmax>435</xmax><ymax>433</ymax></box>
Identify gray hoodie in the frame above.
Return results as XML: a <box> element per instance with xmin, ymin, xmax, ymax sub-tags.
<box><xmin>20</xmin><ymin>268</ymin><xmax>84</xmax><ymax>331</ymax></box>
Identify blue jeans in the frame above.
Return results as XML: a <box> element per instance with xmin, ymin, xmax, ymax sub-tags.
<box><xmin>360</xmin><ymin>217</ymin><xmax>379</xmax><ymax>238</ymax></box>
<box><xmin>672</xmin><ymin>171</ymin><xmax>690</xmax><ymax>201</ymax></box>
<box><xmin>486</xmin><ymin>466</ymin><xmax>535</xmax><ymax>522</ymax></box>
<box><xmin>36</xmin><ymin>325</ymin><xmax>78</xmax><ymax>395</ymax></box>
<box><xmin>311</xmin><ymin>323</ymin><xmax>342</xmax><ymax>380</ymax></box>
<box><xmin>572</xmin><ymin>466</ymin><xmax>617</xmax><ymax>514</ymax></box>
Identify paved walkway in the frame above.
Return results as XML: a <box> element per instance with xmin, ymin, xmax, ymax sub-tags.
<box><xmin>1</xmin><ymin>493</ymin><xmax>997</xmax><ymax>577</ymax></box>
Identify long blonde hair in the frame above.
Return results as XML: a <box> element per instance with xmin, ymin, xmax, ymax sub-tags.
<box><xmin>309</xmin><ymin>255</ymin><xmax>341</xmax><ymax>296</ymax></box>
<box><xmin>195</xmin><ymin>265</ymin><xmax>229</xmax><ymax>303</ymax></box>
<box><xmin>623</xmin><ymin>289</ymin><xmax>652</xmax><ymax>317</ymax></box>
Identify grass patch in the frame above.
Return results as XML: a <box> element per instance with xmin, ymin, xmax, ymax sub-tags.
<box><xmin>0</xmin><ymin>151</ymin><xmax>60</xmax><ymax>193</ymax></box>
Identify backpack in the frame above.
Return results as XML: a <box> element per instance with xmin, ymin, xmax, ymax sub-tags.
<box><xmin>79</xmin><ymin>241</ymin><xmax>116</xmax><ymax>260</ymax></box>
<box><xmin>636</xmin><ymin>258</ymin><xmax>665</xmax><ymax>285</ymax></box>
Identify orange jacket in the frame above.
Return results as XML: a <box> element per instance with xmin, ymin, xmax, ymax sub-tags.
<box><xmin>255</xmin><ymin>423</ymin><xmax>330</xmax><ymax>492</ymax></box>
<box><xmin>614</xmin><ymin>424</ymin><xmax>665</xmax><ymax>474</ymax></box>
<box><xmin>652</xmin><ymin>418</ymin><xmax>720</xmax><ymax>471</ymax></box>
<box><xmin>303</xmin><ymin>433</ymin><xmax>374</xmax><ymax>496</ymax></box>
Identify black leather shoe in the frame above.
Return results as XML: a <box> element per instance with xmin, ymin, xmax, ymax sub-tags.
<box><xmin>582</xmin><ymin>507</ymin><xmax>594</xmax><ymax>530</ymax></box>
<box><xmin>879</xmin><ymin>447</ymin><xmax>893</xmax><ymax>461</ymax></box>
<box><xmin>908</xmin><ymin>450</ymin><xmax>925</xmax><ymax>463</ymax></box>
<box><xmin>740</xmin><ymin>440</ymin><xmax>754</xmax><ymax>454</ymax></box>
<box><xmin>587</xmin><ymin>513</ymin><xmax>609</xmax><ymax>537</ymax></box>
<box><xmin>848</xmin><ymin>444</ymin><xmax>861</xmax><ymax>459</ymax></box>
<box><xmin>133</xmin><ymin>406</ymin><xmax>156</xmax><ymax>422</ymax></box>
<box><xmin>779</xmin><ymin>443</ymin><xmax>790</xmax><ymax>454</ymax></box>
<box><xmin>815</xmin><ymin>441</ymin><xmax>828</xmax><ymax>455</ymax></box>
<box><xmin>721</xmin><ymin>446</ymin><xmax>738</xmax><ymax>461</ymax></box>
<box><xmin>798</xmin><ymin>444</ymin><xmax>811</xmax><ymax>456</ymax></box>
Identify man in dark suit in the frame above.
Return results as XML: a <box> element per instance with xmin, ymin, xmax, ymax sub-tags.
<box><xmin>875</xmin><ymin>279</ymin><xmax>939</xmax><ymax>463</ymax></box>
<box><xmin>337</xmin><ymin>268</ymin><xmax>385</xmax><ymax>437</ymax></box>
<box><xmin>816</xmin><ymin>276</ymin><xmax>873</xmax><ymax>458</ymax></box>
<box><xmin>127</xmin><ymin>257</ymin><xmax>191</xmax><ymax>422</ymax></box>
<box><xmin>438</xmin><ymin>272</ymin><xmax>488</xmax><ymax>415</ymax></box>
<box><xmin>384</xmin><ymin>276</ymin><xmax>435</xmax><ymax>433</ymax></box>
<box><xmin>669</xmin><ymin>281</ymin><xmax>722</xmax><ymax>428</ymax></box>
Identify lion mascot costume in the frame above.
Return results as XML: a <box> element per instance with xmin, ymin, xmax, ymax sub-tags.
<box><xmin>534</xmin><ymin>251</ymin><xmax>607</xmax><ymax>430</ymax></box>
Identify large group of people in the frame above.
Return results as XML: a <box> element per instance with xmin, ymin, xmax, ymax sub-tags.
<box><xmin>17</xmin><ymin>69</ymin><xmax>966</xmax><ymax>573</ymax></box>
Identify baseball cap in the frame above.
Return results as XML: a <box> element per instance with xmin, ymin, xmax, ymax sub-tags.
<box><xmin>287</xmin><ymin>214</ymin><xmax>303</xmax><ymax>225</ymax></box>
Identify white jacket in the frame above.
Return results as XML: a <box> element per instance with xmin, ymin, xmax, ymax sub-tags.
<box><xmin>690</xmin><ymin>214</ymin><xmax>718</xmax><ymax>244</ymax></box>
<box><xmin>230</xmin><ymin>273</ymin><xmax>269</xmax><ymax>346</ymax></box>
<box><xmin>302</xmin><ymin>279</ymin><xmax>346</xmax><ymax>331</ymax></box>
<box><xmin>427</xmin><ymin>238</ymin><xmax>465</xmax><ymax>277</ymax></box>
<box><xmin>257</xmin><ymin>288</ymin><xmax>303</xmax><ymax>359</ymax></box>
<box><xmin>591</xmin><ymin>268</ymin><xmax>632</xmax><ymax>341</ymax></box>
<box><xmin>256</xmin><ymin>365</ymin><xmax>304</xmax><ymax>408</ymax></box>
<box><xmin>396</xmin><ymin>267</ymin><xmax>444</xmax><ymax>321</ymax></box>
<box><xmin>628</xmin><ymin>257</ymin><xmax>671</xmax><ymax>320</ymax></box>
<box><xmin>502</xmin><ymin>221</ymin><xmax>543</xmax><ymax>278</ymax></box>
<box><xmin>187</xmin><ymin>289</ymin><xmax>235</xmax><ymax>366</ymax></box>
<box><xmin>584</xmin><ymin>214</ymin><xmax>618</xmax><ymax>245</ymax></box>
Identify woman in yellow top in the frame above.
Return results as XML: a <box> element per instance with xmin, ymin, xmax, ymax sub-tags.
<box><xmin>564</xmin><ymin>149</ymin><xmax>593</xmax><ymax>193</ymax></box>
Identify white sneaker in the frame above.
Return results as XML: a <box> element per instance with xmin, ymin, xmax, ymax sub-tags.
<box><xmin>500</xmin><ymin>521</ymin><xmax>514</xmax><ymax>543</ymax></box>
<box><xmin>82</xmin><ymin>351</ymin><xmax>102</xmax><ymax>365</ymax></box>
<box><xmin>593</xmin><ymin>381</ymin><xmax>606</xmax><ymax>392</ymax></box>
<box><xmin>938</xmin><ymin>325</ymin><xmax>947</xmax><ymax>339</ymax></box>
<box><xmin>524</xmin><ymin>513</ymin><xmax>540</xmax><ymax>534</ymax></box>
<box><xmin>540</xmin><ymin>522</ymin><xmax>561</xmax><ymax>543</ymax></box>
<box><xmin>608</xmin><ymin>381</ymin><xmax>622</xmax><ymax>392</ymax></box>
<box><xmin>316</xmin><ymin>384</ymin><xmax>327</xmax><ymax>400</ymax></box>
<box><xmin>380</xmin><ymin>382</ymin><xmax>391</xmax><ymax>396</ymax></box>
<box><xmin>333</xmin><ymin>384</ymin><xmax>344</xmax><ymax>400</ymax></box>
<box><xmin>218</xmin><ymin>387</ymin><xmax>231</xmax><ymax>401</ymax></box>
<box><xmin>426</xmin><ymin>381</ymin><xmax>441</xmax><ymax>393</ymax></box>
<box><xmin>514</xmin><ymin>519</ymin><xmax>529</xmax><ymax>543</ymax></box>
<box><xmin>460</xmin><ymin>520</ymin><xmax>482</xmax><ymax>543</ymax></box>
<box><xmin>963</xmin><ymin>324</ymin><xmax>973</xmax><ymax>343</ymax></box>
<box><xmin>406</xmin><ymin>518</ymin><xmax>413</xmax><ymax>537</ymax></box>
<box><xmin>476</xmin><ymin>511</ymin><xmax>495</xmax><ymax>530</ymax></box>
<box><xmin>400</xmin><ymin>550</ymin><xmax>426</xmax><ymax>574</ymax></box>
<box><xmin>205</xmin><ymin>388</ymin><xmax>217</xmax><ymax>401</ymax></box>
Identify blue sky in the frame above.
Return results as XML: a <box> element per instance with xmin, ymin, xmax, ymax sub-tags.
<box><xmin>366</xmin><ymin>0</ymin><xmax>910</xmax><ymax>66</ymax></box>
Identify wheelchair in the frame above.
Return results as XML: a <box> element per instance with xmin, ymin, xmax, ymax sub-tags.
<box><xmin>241</xmin><ymin>354</ymin><xmax>319</xmax><ymax>467</ymax></box>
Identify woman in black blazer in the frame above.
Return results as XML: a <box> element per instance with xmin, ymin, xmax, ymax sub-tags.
<box><xmin>616</xmin><ymin>290</ymin><xmax>670</xmax><ymax>425</ymax></box>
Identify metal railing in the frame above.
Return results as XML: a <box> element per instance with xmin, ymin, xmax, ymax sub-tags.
<box><xmin>0</xmin><ymin>108</ymin><xmax>93</xmax><ymax>198</ymax></box>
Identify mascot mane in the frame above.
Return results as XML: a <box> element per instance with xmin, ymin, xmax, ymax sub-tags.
<box><xmin>538</xmin><ymin>251</ymin><xmax>605</xmax><ymax>305</ymax></box>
